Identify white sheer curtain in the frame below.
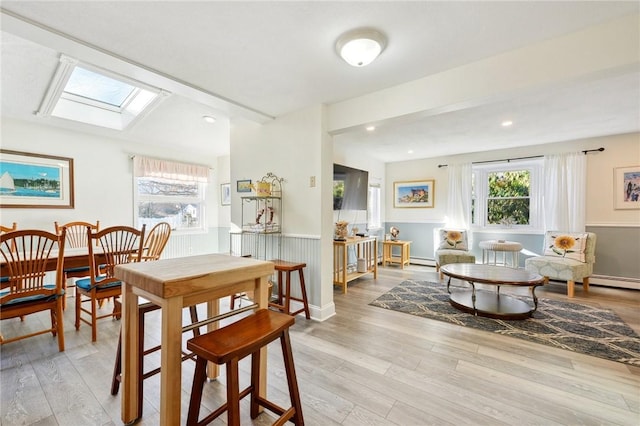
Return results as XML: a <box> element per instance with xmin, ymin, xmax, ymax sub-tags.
<box><xmin>445</xmin><ymin>163</ymin><xmax>472</xmax><ymax>229</ymax></box>
<box><xmin>543</xmin><ymin>152</ymin><xmax>586</xmax><ymax>232</ymax></box>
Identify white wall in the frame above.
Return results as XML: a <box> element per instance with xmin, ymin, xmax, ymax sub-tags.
<box><xmin>0</xmin><ymin>118</ymin><xmax>224</xmax><ymax>243</ymax></box>
<box><xmin>385</xmin><ymin>132</ymin><xmax>640</xmax><ymax>227</ymax></box>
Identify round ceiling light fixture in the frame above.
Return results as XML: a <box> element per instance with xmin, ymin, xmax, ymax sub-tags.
<box><xmin>336</xmin><ymin>28</ymin><xmax>387</xmax><ymax>67</ymax></box>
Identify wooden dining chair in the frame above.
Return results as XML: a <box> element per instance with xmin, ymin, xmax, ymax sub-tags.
<box><xmin>0</xmin><ymin>222</ymin><xmax>18</xmax><ymax>289</ymax></box>
<box><xmin>54</xmin><ymin>221</ymin><xmax>100</xmax><ymax>309</ymax></box>
<box><xmin>75</xmin><ymin>225</ymin><xmax>145</xmax><ymax>342</ymax></box>
<box><xmin>0</xmin><ymin>228</ymin><xmax>67</xmax><ymax>351</ymax></box>
<box><xmin>139</xmin><ymin>222</ymin><xmax>171</xmax><ymax>261</ymax></box>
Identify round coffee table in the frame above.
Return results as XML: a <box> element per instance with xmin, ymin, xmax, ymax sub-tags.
<box><xmin>440</xmin><ymin>263</ymin><xmax>545</xmax><ymax>320</ymax></box>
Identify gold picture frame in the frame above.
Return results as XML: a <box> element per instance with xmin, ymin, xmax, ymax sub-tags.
<box><xmin>393</xmin><ymin>179</ymin><xmax>434</xmax><ymax>208</ymax></box>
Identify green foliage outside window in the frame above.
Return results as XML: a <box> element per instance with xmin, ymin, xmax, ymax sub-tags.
<box><xmin>487</xmin><ymin>170</ymin><xmax>530</xmax><ymax>225</ymax></box>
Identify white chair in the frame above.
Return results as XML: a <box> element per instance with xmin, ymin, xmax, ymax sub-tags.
<box><xmin>525</xmin><ymin>231</ymin><xmax>596</xmax><ymax>298</ymax></box>
<box><xmin>434</xmin><ymin>228</ymin><xmax>476</xmax><ymax>279</ymax></box>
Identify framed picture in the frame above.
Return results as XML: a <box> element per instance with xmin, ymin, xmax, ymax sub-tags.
<box><xmin>614</xmin><ymin>166</ymin><xmax>640</xmax><ymax>210</ymax></box>
<box><xmin>394</xmin><ymin>179</ymin><xmax>434</xmax><ymax>208</ymax></box>
<box><xmin>220</xmin><ymin>183</ymin><xmax>231</xmax><ymax>206</ymax></box>
<box><xmin>0</xmin><ymin>149</ymin><xmax>74</xmax><ymax>209</ymax></box>
<box><xmin>237</xmin><ymin>179</ymin><xmax>252</xmax><ymax>193</ymax></box>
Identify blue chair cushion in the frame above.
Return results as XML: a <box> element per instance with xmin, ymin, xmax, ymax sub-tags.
<box><xmin>64</xmin><ymin>266</ymin><xmax>90</xmax><ymax>273</ymax></box>
<box><xmin>0</xmin><ymin>285</ymin><xmax>64</xmax><ymax>306</ymax></box>
<box><xmin>76</xmin><ymin>276</ymin><xmax>122</xmax><ymax>291</ymax></box>
<box><xmin>0</xmin><ymin>276</ymin><xmax>9</xmax><ymax>283</ymax></box>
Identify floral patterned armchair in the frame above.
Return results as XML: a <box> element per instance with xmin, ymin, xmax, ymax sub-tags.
<box><xmin>525</xmin><ymin>231</ymin><xmax>597</xmax><ymax>297</ymax></box>
<box><xmin>434</xmin><ymin>228</ymin><xmax>476</xmax><ymax>279</ymax></box>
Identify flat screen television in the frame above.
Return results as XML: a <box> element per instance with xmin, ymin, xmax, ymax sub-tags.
<box><xmin>333</xmin><ymin>164</ymin><xmax>368</xmax><ymax>210</ymax></box>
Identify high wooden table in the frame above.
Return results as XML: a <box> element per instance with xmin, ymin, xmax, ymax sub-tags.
<box><xmin>382</xmin><ymin>240</ymin><xmax>411</xmax><ymax>268</ymax></box>
<box><xmin>114</xmin><ymin>254</ymin><xmax>274</xmax><ymax>425</ymax></box>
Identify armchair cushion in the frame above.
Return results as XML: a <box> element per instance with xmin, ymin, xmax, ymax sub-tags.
<box><xmin>436</xmin><ymin>249</ymin><xmax>476</xmax><ymax>267</ymax></box>
<box><xmin>543</xmin><ymin>231</ymin><xmax>589</xmax><ymax>262</ymax></box>
<box><xmin>437</xmin><ymin>229</ymin><xmax>469</xmax><ymax>251</ymax></box>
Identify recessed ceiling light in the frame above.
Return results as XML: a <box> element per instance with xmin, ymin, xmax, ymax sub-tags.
<box><xmin>407</xmin><ymin>149</ymin><xmax>414</xmax><ymax>154</ymax></box>
<box><xmin>501</xmin><ymin>120</ymin><xmax>513</xmax><ymax>127</ymax></box>
<box><xmin>366</xmin><ymin>126</ymin><xmax>375</xmax><ymax>131</ymax></box>
<box><xmin>202</xmin><ymin>115</ymin><xmax>216</xmax><ymax>124</ymax></box>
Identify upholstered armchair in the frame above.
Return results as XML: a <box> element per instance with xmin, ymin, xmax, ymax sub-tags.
<box><xmin>434</xmin><ymin>228</ymin><xmax>476</xmax><ymax>279</ymax></box>
<box><xmin>525</xmin><ymin>231</ymin><xmax>596</xmax><ymax>298</ymax></box>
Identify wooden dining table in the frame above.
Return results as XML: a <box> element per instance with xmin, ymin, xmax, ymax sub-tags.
<box><xmin>114</xmin><ymin>254</ymin><xmax>274</xmax><ymax>425</ymax></box>
<box><xmin>0</xmin><ymin>246</ymin><xmax>104</xmax><ymax>286</ymax></box>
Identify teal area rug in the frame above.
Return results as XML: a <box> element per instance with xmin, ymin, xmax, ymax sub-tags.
<box><xmin>370</xmin><ymin>280</ymin><xmax>640</xmax><ymax>366</ymax></box>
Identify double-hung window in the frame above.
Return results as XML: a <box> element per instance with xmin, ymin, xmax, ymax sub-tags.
<box><xmin>133</xmin><ymin>156</ymin><xmax>209</xmax><ymax>232</ymax></box>
<box><xmin>472</xmin><ymin>159</ymin><xmax>542</xmax><ymax>230</ymax></box>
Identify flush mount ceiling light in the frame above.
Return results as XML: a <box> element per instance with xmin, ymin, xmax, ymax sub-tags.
<box><xmin>336</xmin><ymin>28</ymin><xmax>387</xmax><ymax>67</ymax></box>
<box><xmin>202</xmin><ymin>115</ymin><xmax>216</xmax><ymax>124</ymax></box>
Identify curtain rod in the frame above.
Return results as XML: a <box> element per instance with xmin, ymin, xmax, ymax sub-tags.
<box><xmin>437</xmin><ymin>147</ymin><xmax>604</xmax><ymax>168</ymax></box>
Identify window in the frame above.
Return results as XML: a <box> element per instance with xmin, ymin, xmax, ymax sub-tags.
<box><xmin>367</xmin><ymin>184</ymin><xmax>381</xmax><ymax>230</ymax></box>
<box><xmin>133</xmin><ymin>156</ymin><xmax>209</xmax><ymax>232</ymax></box>
<box><xmin>472</xmin><ymin>159</ymin><xmax>542</xmax><ymax>230</ymax></box>
<box><xmin>37</xmin><ymin>55</ymin><xmax>164</xmax><ymax>130</ymax></box>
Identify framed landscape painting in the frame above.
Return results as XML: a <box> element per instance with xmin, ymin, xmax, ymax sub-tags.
<box><xmin>394</xmin><ymin>179</ymin><xmax>434</xmax><ymax>208</ymax></box>
<box><xmin>0</xmin><ymin>150</ymin><xmax>74</xmax><ymax>208</ymax></box>
<box><xmin>614</xmin><ymin>166</ymin><xmax>640</xmax><ymax>210</ymax></box>
<box><xmin>237</xmin><ymin>179</ymin><xmax>252</xmax><ymax>193</ymax></box>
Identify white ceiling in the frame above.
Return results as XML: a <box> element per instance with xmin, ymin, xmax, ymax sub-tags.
<box><xmin>1</xmin><ymin>1</ymin><xmax>639</xmax><ymax>163</ymax></box>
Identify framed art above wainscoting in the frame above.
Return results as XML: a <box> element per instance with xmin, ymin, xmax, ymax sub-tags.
<box><xmin>393</xmin><ymin>180</ymin><xmax>435</xmax><ymax>208</ymax></box>
<box><xmin>614</xmin><ymin>166</ymin><xmax>640</xmax><ymax>209</ymax></box>
<box><xmin>0</xmin><ymin>149</ymin><xmax>74</xmax><ymax>208</ymax></box>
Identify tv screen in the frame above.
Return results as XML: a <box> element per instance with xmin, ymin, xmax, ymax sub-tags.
<box><xmin>333</xmin><ymin>164</ymin><xmax>368</xmax><ymax>210</ymax></box>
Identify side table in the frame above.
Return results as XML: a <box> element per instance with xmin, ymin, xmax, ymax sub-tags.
<box><xmin>479</xmin><ymin>240</ymin><xmax>522</xmax><ymax>268</ymax></box>
<box><xmin>382</xmin><ymin>240</ymin><xmax>412</xmax><ymax>268</ymax></box>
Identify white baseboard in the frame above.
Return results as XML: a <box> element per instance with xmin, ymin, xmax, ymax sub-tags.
<box><xmin>591</xmin><ymin>275</ymin><xmax>640</xmax><ymax>290</ymax></box>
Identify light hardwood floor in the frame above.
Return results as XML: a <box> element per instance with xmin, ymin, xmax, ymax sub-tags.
<box><xmin>1</xmin><ymin>265</ymin><xmax>639</xmax><ymax>425</ymax></box>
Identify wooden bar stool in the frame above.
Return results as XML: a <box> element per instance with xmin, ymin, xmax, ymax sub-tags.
<box><xmin>186</xmin><ymin>309</ymin><xmax>304</xmax><ymax>426</ymax></box>
<box><xmin>268</xmin><ymin>260</ymin><xmax>310</xmax><ymax>319</ymax></box>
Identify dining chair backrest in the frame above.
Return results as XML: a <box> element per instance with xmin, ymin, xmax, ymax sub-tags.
<box><xmin>142</xmin><ymin>222</ymin><xmax>171</xmax><ymax>261</ymax></box>
<box><xmin>0</xmin><ymin>222</ymin><xmax>18</xmax><ymax>234</ymax></box>
<box><xmin>87</xmin><ymin>225</ymin><xmax>145</xmax><ymax>287</ymax></box>
<box><xmin>55</xmin><ymin>220</ymin><xmax>100</xmax><ymax>248</ymax></box>
<box><xmin>0</xmin><ymin>228</ymin><xmax>66</xmax><ymax>304</ymax></box>
<box><xmin>0</xmin><ymin>222</ymin><xmax>18</xmax><ymax>253</ymax></box>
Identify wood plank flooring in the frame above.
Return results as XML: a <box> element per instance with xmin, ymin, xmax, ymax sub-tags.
<box><xmin>1</xmin><ymin>265</ymin><xmax>639</xmax><ymax>425</ymax></box>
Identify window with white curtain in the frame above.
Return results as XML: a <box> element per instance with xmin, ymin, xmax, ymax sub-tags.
<box><xmin>367</xmin><ymin>184</ymin><xmax>381</xmax><ymax>230</ymax></box>
<box><xmin>472</xmin><ymin>159</ymin><xmax>543</xmax><ymax>230</ymax></box>
<box><xmin>133</xmin><ymin>156</ymin><xmax>209</xmax><ymax>232</ymax></box>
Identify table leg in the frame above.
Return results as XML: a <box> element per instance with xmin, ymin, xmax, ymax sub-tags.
<box><xmin>531</xmin><ymin>285</ymin><xmax>540</xmax><ymax>312</ymax></box>
<box><xmin>206</xmin><ymin>299</ymin><xmax>220</xmax><ymax>379</ymax></box>
<box><xmin>121</xmin><ymin>283</ymin><xmax>140</xmax><ymax>424</ymax></box>
<box><xmin>160</xmin><ymin>296</ymin><xmax>184</xmax><ymax>425</ymax></box>
<box><xmin>256</xmin><ymin>275</ymin><xmax>269</xmax><ymax>411</ymax></box>
<box><xmin>470</xmin><ymin>282</ymin><xmax>477</xmax><ymax>316</ymax></box>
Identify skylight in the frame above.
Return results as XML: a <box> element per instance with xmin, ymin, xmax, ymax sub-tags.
<box><xmin>37</xmin><ymin>55</ymin><xmax>165</xmax><ymax>130</ymax></box>
<box><xmin>64</xmin><ymin>67</ymin><xmax>136</xmax><ymax>108</ymax></box>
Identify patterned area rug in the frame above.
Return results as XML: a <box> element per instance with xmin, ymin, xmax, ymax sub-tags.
<box><xmin>370</xmin><ymin>280</ymin><xmax>640</xmax><ymax>366</ymax></box>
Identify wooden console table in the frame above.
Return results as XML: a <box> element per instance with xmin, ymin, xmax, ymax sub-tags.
<box><xmin>333</xmin><ymin>236</ymin><xmax>377</xmax><ymax>294</ymax></box>
<box><xmin>382</xmin><ymin>240</ymin><xmax>411</xmax><ymax>268</ymax></box>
